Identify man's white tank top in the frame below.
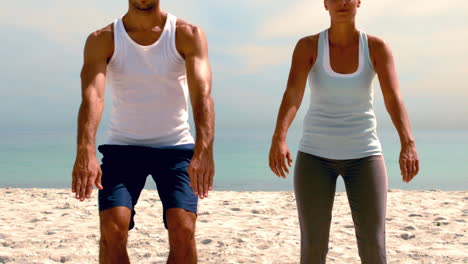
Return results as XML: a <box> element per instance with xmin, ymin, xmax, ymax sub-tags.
<box><xmin>299</xmin><ymin>28</ymin><xmax>382</xmax><ymax>159</ymax></box>
<box><xmin>105</xmin><ymin>13</ymin><xmax>194</xmax><ymax>147</ymax></box>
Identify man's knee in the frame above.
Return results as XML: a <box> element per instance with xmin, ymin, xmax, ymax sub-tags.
<box><xmin>167</xmin><ymin>208</ymin><xmax>196</xmax><ymax>244</ymax></box>
<box><xmin>100</xmin><ymin>207</ymin><xmax>131</xmax><ymax>246</ymax></box>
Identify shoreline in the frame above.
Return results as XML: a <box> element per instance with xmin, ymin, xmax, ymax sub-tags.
<box><xmin>0</xmin><ymin>188</ymin><xmax>466</xmax><ymax>263</ymax></box>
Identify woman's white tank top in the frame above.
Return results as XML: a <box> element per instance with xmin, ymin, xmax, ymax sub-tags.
<box><xmin>299</xmin><ymin>28</ymin><xmax>382</xmax><ymax>159</ymax></box>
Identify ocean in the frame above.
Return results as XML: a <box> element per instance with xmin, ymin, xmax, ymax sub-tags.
<box><xmin>0</xmin><ymin>127</ymin><xmax>466</xmax><ymax>191</ymax></box>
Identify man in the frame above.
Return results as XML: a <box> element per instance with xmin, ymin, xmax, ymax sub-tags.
<box><xmin>71</xmin><ymin>0</ymin><xmax>215</xmax><ymax>263</ymax></box>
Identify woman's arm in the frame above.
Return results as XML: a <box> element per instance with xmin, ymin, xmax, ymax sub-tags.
<box><xmin>269</xmin><ymin>36</ymin><xmax>316</xmax><ymax>178</ymax></box>
<box><xmin>371</xmin><ymin>37</ymin><xmax>419</xmax><ymax>183</ymax></box>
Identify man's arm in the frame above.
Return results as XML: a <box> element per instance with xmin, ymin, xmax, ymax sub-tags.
<box><xmin>72</xmin><ymin>26</ymin><xmax>113</xmax><ymax>201</ymax></box>
<box><xmin>177</xmin><ymin>22</ymin><xmax>214</xmax><ymax>199</ymax></box>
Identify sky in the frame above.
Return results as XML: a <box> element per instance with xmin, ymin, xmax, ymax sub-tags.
<box><xmin>0</xmin><ymin>0</ymin><xmax>467</xmax><ymax>134</ymax></box>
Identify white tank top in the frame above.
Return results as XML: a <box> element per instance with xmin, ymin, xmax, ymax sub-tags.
<box><xmin>299</xmin><ymin>29</ymin><xmax>382</xmax><ymax>159</ymax></box>
<box><xmin>105</xmin><ymin>13</ymin><xmax>194</xmax><ymax>147</ymax></box>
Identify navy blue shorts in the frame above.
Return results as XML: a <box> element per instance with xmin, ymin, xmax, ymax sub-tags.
<box><xmin>97</xmin><ymin>143</ymin><xmax>198</xmax><ymax>230</ymax></box>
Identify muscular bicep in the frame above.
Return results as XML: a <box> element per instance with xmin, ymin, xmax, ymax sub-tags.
<box><xmin>373</xmin><ymin>39</ymin><xmax>402</xmax><ymax>103</ymax></box>
<box><xmin>80</xmin><ymin>32</ymin><xmax>112</xmax><ymax>102</ymax></box>
<box><xmin>183</xmin><ymin>27</ymin><xmax>212</xmax><ymax>100</ymax></box>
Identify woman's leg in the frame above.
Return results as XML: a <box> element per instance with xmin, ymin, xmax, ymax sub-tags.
<box><xmin>294</xmin><ymin>151</ymin><xmax>340</xmax><ymax>264</ymax></box>
<box><xmin>341</xmin><ymin>155</ymin><xmax>388</xmax><ymax>264</ymax></box>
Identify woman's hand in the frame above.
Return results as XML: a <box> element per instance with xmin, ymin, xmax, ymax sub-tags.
<box><xmin>269</xmin><ymin>138</ymin><xmax>293</xmax><ymax>179</ymax></box>
<box><xmin>399</xmin><ymin>142</ymin><xmax>419</xmax><ymax>183</ymax></box>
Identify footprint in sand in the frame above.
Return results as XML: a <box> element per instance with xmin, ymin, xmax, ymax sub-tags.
<box><xmin>230</xmin><ymin>208</ymin><xmax>241</xmax><ymax>211</ymax></box>
<box><xmin>1</xmin><ymin>241</ymin><xmax>12</xmax><ymax>247</ymax></box>
<box><xmin>434</xmin><ymin>217</ymin><xmax>447</xmax><ymax>221</ymax></box>
<box><xmin>0</xmin><ymin>256</ymin><xmax>15</xmax><ymax>263</ymax></box>
<box><xmin>434</xmin><ymin>221</ymin><xmax>449</xmax><ymax>226</ymax></box>
<box><xmin>55</xmin><ymin>203</ymin><xmax>77</xmax><ymax>209</ymax></box>
<box><xmin>409</xmin><ymin>214</ymin><xmax>423</xmax><ymax>217</ymax></box>
<box><xmin>49</xmin><ymin>255</ymin><xmax>71</xmax><ymax>263</ymax></box>
<box><xmin>400</xmin><ymin>233</ymin><xmax>416</xmax><ymax>240</ymax></box>
<box><xmin>344</xmin><ymin>225</ymin><xmax>354</xmax><ymax>228</ymax></box>
<box><xmin>403</xmin><ymin>226</ymin><xmax>416</xmax><ymax>231</ymax></box>
<box><xmin>201</xmin><ymin>239</ymin><xmax>213</xmax><ymax>244</ymax></box>
<box><xmin>256</xmin><ymin>242</ymin><xmax>272</xmax><ymax>250</ymax></box>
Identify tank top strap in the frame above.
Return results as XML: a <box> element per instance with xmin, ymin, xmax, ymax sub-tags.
<box><xmin>108</xmin><ymin>16</ymin><xmax>125</xmax><ymax>66</ymax></box>
<box><xmin>313</xmin><ymin>29</ymin><xmax>327</xmax><ymax>70</ymax></box>
<box><xmin>114</xmin><ymin>16</ymin><xmax>125</xmax><ymax>40</ymax></box>
<box><xmin>165</xmin><ymin>13</ymin><xmax>184</xmax><ymax>63</ymax></box>
<box><xmin>359</xmin><ymin>30</ymin><xmax>374</xmax><ymax>71</ymax></box>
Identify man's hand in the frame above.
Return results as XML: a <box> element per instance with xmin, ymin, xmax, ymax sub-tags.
<box><xmin>177</xmin><ymin>21</ymin><xmax>215</xmax><ymax>199</ymax></box>
<box><xmin>188</xmin><ymin>150</ymin><xmax>214</xmax><ymax>199</ymax></box>
<box><xmin>72</xmin><ymin>26</ymin><xmax>112</xmax><ymax>201</ymax></box>
<box><xmin>72</xmin><ymin>151</ymin><xmax>103</xmax><ymax>201</ymax></box>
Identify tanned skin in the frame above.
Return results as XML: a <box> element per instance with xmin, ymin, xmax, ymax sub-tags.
<box><xmin>71</xmin><ymin>0</ymin><xmax>214</xmax><ymax>263</ymax></box>
<box><xmin>269</xmin><ymin>0</ymin><xmax>419</xmax><ymax>183</ymax></box>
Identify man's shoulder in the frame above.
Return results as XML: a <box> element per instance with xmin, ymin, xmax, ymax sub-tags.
<box><xmin>174</xmin><ymin>17</ymin><xmax>205</xmax><ymax>44</ymax></box>
<box><xmin>87</xmin><ymin>23</ymin><xmax>114</xmax><ymax>45</ymax></box>
<box><xmin>84</xmin><ymin>23</ymin><xmax>114</xmax><ymax>58</ymax></box>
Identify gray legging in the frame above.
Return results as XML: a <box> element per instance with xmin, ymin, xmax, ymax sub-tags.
<box><xmin>294</xmin><ymin>151</ymin><xmax>388</xmax><ymax>264</ymax></box>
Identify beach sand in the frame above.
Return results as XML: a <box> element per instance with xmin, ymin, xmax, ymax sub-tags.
<box><xmin>0</xmin><ymin>188</ymin><xmax>466</xmax><ymax>264</ymax></box>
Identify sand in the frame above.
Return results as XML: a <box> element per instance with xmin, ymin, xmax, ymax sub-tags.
<box><xmin>0</xmin><ymin>188</ymin><xmax>466</xmax><ymax>264</ymax></box>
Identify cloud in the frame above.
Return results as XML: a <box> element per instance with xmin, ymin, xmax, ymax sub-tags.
<box><xmin>227</xmin><ymin>0</ymin><xmax>468</xmax><ymax>87</ymax></box>
<box><xmin>0</xmin><ymin>1</ymin><xmax>204</xmax><ymax>52</ymax></box>
<box><xmin>1</xmin><ymin>0</ymin><xmax>467</xmax><ymax>129</ymax></box>
<box><xmin>227</xmin><ymin>44</ymin><xmax>293</xmax><ymax>74</ymax></box>
<box><xmin>257</xmin><ymin>1</ymin><xmax>328</xmax><ymax>39</ymax></box>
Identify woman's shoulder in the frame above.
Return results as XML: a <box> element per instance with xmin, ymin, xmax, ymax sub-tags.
<box><xmin>365</xmin><ymin>33</ymin><xmax>395</xmax><ymax>70</ymax></box>
<box><xmin>298</xmin><ymin>33</ymin><xmax>320</xmax><ymax>44</ymax></box>
<box><xmin>295</xmin><ymin>33</ymin><xmax>320</xmax><ymax>52</ymax></box>
<box><xmin>366</xmin><ymin>33</ymin><xmax>392</xmax><ymax>53</ymax></box>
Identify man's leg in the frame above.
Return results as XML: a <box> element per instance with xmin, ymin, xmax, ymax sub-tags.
<box><xmin>99</xmin><ymin>206</ymin><xmax>132</xmax><ymax>264</ymax></box>
<box><xmin>150</xmin><ymin>144</ymin><xmax>198</xmax><ymax>264</ymax></box>
<box><xmin>166</xmin><ymin>208</ymin><xmax>197</xmax><ymax>264</ymax></box>
<box><xmin>97</xmin><ymin>144</ymin><xmax>150</xmax><ymax>264</ymax></box>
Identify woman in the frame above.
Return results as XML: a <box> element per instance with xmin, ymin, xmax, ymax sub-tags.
<box><xmin>268</xmin><ymin>0</ymin><xmax>419</xmax><ymax>263</ymax></box>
